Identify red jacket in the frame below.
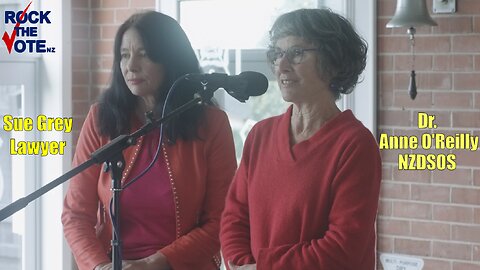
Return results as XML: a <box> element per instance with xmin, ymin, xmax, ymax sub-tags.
<box><xmin>220</xmin><ymin>108</ymin><xmax>382</xmax><ymax>270</ymax></box>
<box><xmin>62</xmin><ymin>104</ymin><xmax>237</xmax><ymax>270</ymax></box>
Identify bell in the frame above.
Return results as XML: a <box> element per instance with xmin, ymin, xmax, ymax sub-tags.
<box><xmin>386</xmin><ymin>0</ymin><xmax>438</xmax><ymax>28</ymax></box>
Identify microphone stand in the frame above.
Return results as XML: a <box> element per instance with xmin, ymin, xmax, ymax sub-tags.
<box><xmin>0</xmin><ymin>81</ymin><xmax>216</xmax><ymax>270</ymax></box>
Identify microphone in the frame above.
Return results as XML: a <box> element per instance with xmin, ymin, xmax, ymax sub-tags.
<box><xmin>186</xmin><ymin>71</ymin><xmax>268</xmax><ymax>102</ymax></box>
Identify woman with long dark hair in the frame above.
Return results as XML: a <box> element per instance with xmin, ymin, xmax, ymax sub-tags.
<box><xmin>62</xmin><ymin>11</ymin><xmax>237</xmax><ymax>270</ymax></box>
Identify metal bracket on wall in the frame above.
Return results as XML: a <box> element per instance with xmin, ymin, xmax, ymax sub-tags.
<box><xmin>433</xmin><ymin>0</ymin><xmax>456</xmax><ymax>14</ymax></box>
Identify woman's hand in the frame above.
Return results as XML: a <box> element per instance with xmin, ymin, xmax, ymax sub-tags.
<box><xmin>123</xmin><ymin>251</ymin><xmax>171</xmax><ymax>270</ymax></box>
<box><xmin>228</xmin><ymin>261</ymin><xmax>257</xmax><ymax>270</ymax></box>
<box><xmin>94</xmin><ymin>252</ymin><xmax>171</xmax><ymax>270</ymax></box>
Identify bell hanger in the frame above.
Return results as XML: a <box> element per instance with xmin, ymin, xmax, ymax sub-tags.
<box><xmin>386</xmin><ymin>0</ymin><xmax>438</xmax><ymax>100</ymax></box>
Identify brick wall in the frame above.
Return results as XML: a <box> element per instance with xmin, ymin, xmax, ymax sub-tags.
<box><xmin>71</xmin><ymin>0</ymin><xmax>480</xmax><ymax>269</ymax></box>
<box><xmin>378</xmin><ymin>0</ymin><xmax>480</xmax><ymax>269</ymax></box>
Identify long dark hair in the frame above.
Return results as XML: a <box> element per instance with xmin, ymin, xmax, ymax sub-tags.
<box><xmin>98</xmin><ymin>11</ymin><xmax>207</xmax><ymax>142</ymax></box>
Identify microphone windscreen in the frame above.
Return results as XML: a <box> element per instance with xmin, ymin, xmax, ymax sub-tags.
<box><xmin>238</xmin><ymin>71</ymin><xmax>268</xmax><ymax>96</ymax></box>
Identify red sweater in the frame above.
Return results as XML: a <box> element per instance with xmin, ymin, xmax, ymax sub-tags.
<box><xmin>220</xmin><ymin>107</ymin><xmax>382</xmax><ymax>270</ymax></box>
<box><xmin>62</xmin><ymin>104</ymin><xmax>237</xmax><ymax>270</ymax></box>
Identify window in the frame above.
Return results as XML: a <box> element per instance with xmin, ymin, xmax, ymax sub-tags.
<box><xmin>0</xmin><ymin>58</ymin><xmax>39</xmax><ymax>270</ymax></box>
<box><xmin>1</xmin><ymin>1</ymin><xmax>72</xmax><ymax>269</ymax></box>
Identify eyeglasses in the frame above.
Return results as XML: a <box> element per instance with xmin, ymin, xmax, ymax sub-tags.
<box><xmin>266</xmin><ymin>47</ymin><xmax>319</xmax><ymax>66</ymax></box>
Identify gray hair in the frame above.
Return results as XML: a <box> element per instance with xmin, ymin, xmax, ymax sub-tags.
<box><xmin>269</xmin><ymin>8</ymin><xmax>367</xmax><ymax>99</ymax></box>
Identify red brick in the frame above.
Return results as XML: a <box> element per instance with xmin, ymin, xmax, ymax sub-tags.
<box><xmin>115</xmin><ymin>9</ymin><xmax>136</xmax><ymax>24</ymax></box>
<box><xmin>394</xmin><ymin>91</ymin><xmax>433</xmax><ymax>108</ymax></box>
<box><xmin>453</xmin><ymin>262</ymin><xmax>480</xmax><ymax>270</ymax></box>
<box><xmin>379</xmin><ymin>89</ymin><xmax>394</xmax><ymax>109</ymax></box>
<box><xmin>72</xmin><ymin>71</ymin><xmax>90</xmax><ymax>86</ymax></box>
<box><xmin>91</xmin><ymin>0</ymin><xmax>101</xmax><ymax>8</ymax></box>
<box><xmin>72</xmin><ymin>86</ymin><xmax>90</xmax><ymax>101</ymax></box>
<box><xmin>378</xmin><ymin>199</ymin><xmax>393</xmax><ymax>217</ymax></box>
<box><xmin>377</xmin><ymin>18</ymin><xmax>393</xmax><ymax>36</ymax></box>
<box><xmin>378</xmin><ymin>0</ymin><xmax>396</xmax><ymax>17</ymax></box>
<box><xmin>415</xmin><ymin>36</ymin><xmax>451</xmax><ymax>53</ymax></box>
<box><xmin>475</xmin><ymin>16</ymin><xmax>480</xmax><ymax>33</ymax></box>
<box><xmin>419</xmin><ymin>73</ymin><xmax>453</xmax><ymax>90</ymax></box>
<box><xmin>72</xmin><ymin>8</ymin><xmax>90</xmax><ymax>25</ymax></box>
<box><xmin>432</xmin><ymin>168</ymin><xmax>473</xmax><ymax>186</ymax></box>
<box><xmin>452</xmin><ymin>187</ymin><xmax>480</xmax><ymax>205</ymax></box>
<box><xmin>380</xmin><ymin>181</ymin><xmax>410</xmax><ymax>199</ymax></box>
<box><xmin>377</xmin><ymin>236</ymin><xmax>394</xmax><ymax>253</ymax></box>
<box><xmin>378</xmin><ymin>218</ymin><xmax>410</xmax><ymax>235</ymax></box>
<box><xmin>454</xmin><ymin>73</ymin><xmax>480</xmax><ymax>90</ymax></box>
<box><xmin>476</xmin><ymin>92</ymin><xmax>480</xmax><ymax>108</ymax></box>
<box><xmin>91</xmin><ymin>56</ymin><xmax>114</xmax><ymax>71</ymax></box>
<box><xmin>411</xmin><ymin>184</ymin><xmax>450</xmax><ymax>203</ymax></box>
<box><xmin>102</xmin><ymin>0</ymin><xmax>129</xmax><ymax>8</ymax></box>
<box><xmin>475</xmin><ymin>170</ymin><xmax>480</xmax><ymax>186</ymax></box>
<box><xmin>72</xmin><ymin>130</ymin><xmax>81</xmax><ymax>146</ymax></box>
<box><xmin>379</xmin><ymin>73</ymin><xmax>394</xmax><ymax>108</ymax></box>
<box><xmin>379</xmin><ymin>73</ymin><xmax>394</xmax><ymax>92</ymax></box>
<box><xmin>72</xmin><ymin>25</ymin><xmax>90</xmax><ymax>40</ymax></box>
<box><xmin>72</xmin><ymin>40</ymin><xmax>90</xmax><ymax>56</ymax></box>
<box><xmin>457</xmin><ymin>0</ymin><xmax>480</xmax><ymax>14</ymax></box>
<box><xmin>393</xmin><ymin>201</ymin><xmax>432</xmax><ymax>219</ymax></box>
<box><xmin>452</xmin><ymin>111</ymin><xmax>480</xmax><ymax>128</ymax></box>
<box><xmin>394</xmin><ymin>55</ymin><xmax>432</xmax><ymax>71</ymax></box>
<box><xmin>92</xmin><ymin>87</ymin><xmax>106</xmax><ymax>101</ymax></box>
<box><xmin>382</xmin><ymin>165</ymin><xmax>393</xmax><ymax>181</ymax></box>
<box><xmin>92</xmin><ymin>9</ymin><xmax>115</xmax><ymax>24</ymax></box>
<box><xmin>411</xmin><ymin>221</ymin><xmax>450</xmax><ymax>240</ymax></box>
<box><xmin>93</xmin><ymin>40</ymin><xmax>114</xmax><ymax>55</ymax></box>
<box><xmin>72</xmin><ymin>115</ymin><xmax>87</xmax><ymax>130</ymax></box>
<box><xmin>378</xmin><ymin>36</ymin><xmax>411</xmax><ymax>53</ymax></box>
<box><xmin>380</xmin><ymin>148</ymin><xmax>408</xmax><ymax>163</ymax></box>
<box><xmin>475</xmin><ymin>208</ymin><xmax>480</xmax><ymax>225</ymax></box>
<box><xmin>433</xmin><ymin>55</ymin><xmax>451</xmax><ymax>71</ymax></box>
<box><xmin>393</xmin><ymin>169</ymin><xmax>431</xmax><ymax>183</ymax></box>
<box><xmin>72</xmin><ymin>56</ymin><xmax>90</xmax><ymax>71</ymax></box>
<box><xmin>434</xmin><ymin>92</ymin><xmax>474</xmax><ymax>109</ymax></box>
<box><xmin>92</xmin><ymin>71</ymin><xmax>112</xmax><ymax>86</ymax></box>
<box><xmin>452</xmin><ymin>225</ymin><xmax>480</xmax><ymax>243</ymax></box>
<box><xmin>474</xmin><ymin>245</ymin><xmax>480</xmax><ymax>261</ymax></box>
<box><xmin>394</xmin><ymin>238</ymin><xmax>431</xmax><ymax>256</ymax></box>
<box><xmin>422</xmin><ymin>258</ymin><xmax>451</xmax><ymax>270</ymax></box>
<box><xmin>102</xmin><ymin>56</ymin><xmax>114</xmax><ymax>70</ymax></box>
<box><xmin>102</xmin><ymin>25</ymin><xmax>118</xmax><ymax>40</ymax></box>
<box><xmin>379</xmin><ymin>55</ymin><xmax>393</xmax><ymax>71</ymax></box>
<box><xmin>73</xmin><ymin>100</ymin><xmax>91</xmax><ymax>118</ymax></box>
<box><xmin>453</xmin><ymin>35</ymin><xmax>480</xmax><ymax>53</ymax></box>
<box><xmin>452</xmin><ymin>55</ymin><xmax>475</xmax><ymax>71</ymax></box>
<box><xmin>433</xmin><ymin>17</ymin><xmax>473</xmax><ymax>34</ymax></box>
<box><xmin>91</xmin><ymin>25</ymin><xmax>101</xmax><ymax>40</ymax></box>
<box><xmin>395</xmin><ymin>72</ymin><xmax>452</xmax><ymax>91</ymax></box>
<box><xmin>433</xmin><ymin>205</ymin><xmax>474</xmax><ymax>223</ymax></box>
<box><xmin>433</xmin><ymin>241</ymin><xmax>472</xmax><ymax>260</ymax></box>
<box><xmin>72</xmin><ymin>0</ymin><xmax>89</xmax><ymax>9</ymax></box>
<box><xmin>456</xmin><ymin>150</ymin><xmax>480</xmax><ymax>168</ymax></box>
<box><xmin>379</xmin><ymin>109</ymin><xmax>412</xmax><ymax>126</ymax></box>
